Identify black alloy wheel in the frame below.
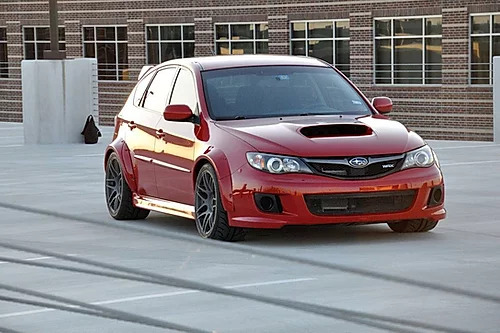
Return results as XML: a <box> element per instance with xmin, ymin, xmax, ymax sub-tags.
<box><xmin>195</xmin><ymin>164</ymin><xmax>246</xmax><ymax>241</ymax></box>
<box><xmin>105</xmin><ymin>152</ymin><xmax>149</xmax><ymax>220</ymax></box>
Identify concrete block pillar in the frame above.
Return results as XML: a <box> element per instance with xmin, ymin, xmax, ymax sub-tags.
<box><xmin>494</xmin><ymin>57</ymin><xmax>500</xmax><ymax>143</ymax></box>
<box><xmin>194</xmin><ymin>16</ymin><xmax>214</xmax><ymax>57</ymax></box>
<box><xmin>22</xmin><ymin>58</ymin><xmax>98</xmax><ymax>144</ymax></box>
<box><xmin>267</xmin><ymin>14</ymin><xmax>289</xmax><ymax>55</ymax></box>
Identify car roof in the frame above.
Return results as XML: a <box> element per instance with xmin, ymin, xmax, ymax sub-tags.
<box><xmin>162</xmin><ymin>55</ymin><xmax>330</xmax><ymax>71</ymax></box>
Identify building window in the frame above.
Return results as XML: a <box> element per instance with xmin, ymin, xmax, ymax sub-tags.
<box><xmin>23</xmin><ymin>26</ymin><xmax>65</xmax><ymax>60</ymax></box>
<box><xmin>215</xmin><ymin>23</ymin><xmax>269</xmax><ymax>55</ymax></box>
<box><xmin>146</xmin><ymin>24</ymin><xmax>195</xmax><ymax>65</ymax></box>
<box><xmin>0</xmin><ymin>28</ymin><xmax>7</xmax><ymax>78</ymax></box>
<box><xmin>290</xmin><ymin>20</ymin><xmax>350</xmax><ymax>77</ymax></box>
<box><xmin>374</xmin><ymin>16</ymin><xmax>442</xmax><ymax>85</ymax></box>
<box><xmin>470</xmin><ymin>13</ymin><xmax>500</xmax><ymax>85</ymax></box>
<box><xmin>83</xmin><ymin>26</ymin><xmax>128</xmax><ymax>81</ymax></box>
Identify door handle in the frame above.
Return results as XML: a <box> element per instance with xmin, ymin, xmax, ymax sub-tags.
<box><xmin>156</xmin><ymin>129</ymin><xmax>166</xmax><ymax>138</ymax></box>
<box><xmin>128</xmin><ymin>121</ymin><xmax>137</xmax><ymax>130</ymax></box>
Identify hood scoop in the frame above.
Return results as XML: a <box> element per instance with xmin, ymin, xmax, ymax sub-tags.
<box><xmin>300</xmin><ymin>124</ymin><xmax>373</xmax><ymax>138</ymax></box>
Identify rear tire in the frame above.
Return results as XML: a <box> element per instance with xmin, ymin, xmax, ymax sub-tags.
<box><xmin>195</xmin><ymin>164</ymin><xmax>246</xmax><ymax>241</ymax></box>
<box><xmin>388</xmin><ymin>219</ymin><xmax>438</xmax><ymax>233</ymax></box>
<box><xmin>105</xmin><ymin>153</ymin><xmax>150</xmax><ymax>220</ymax></box>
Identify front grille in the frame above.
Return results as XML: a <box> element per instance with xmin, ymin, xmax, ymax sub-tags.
<box><xmin>304</xmin><ymin>190</ymin><xmax>417</xmax><ymax>216</ymax></box>
<box><xmin>303</xmin><ymin>154</ymin><xmax>405</xmax><ymax>179</ymax></box>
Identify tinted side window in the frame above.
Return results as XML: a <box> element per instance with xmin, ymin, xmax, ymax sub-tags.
<box><xmin>169</xmin><ymin>68</ymin><xmax>197</xmax><ymax>113</ymax></box>
<box><xmin>143</xmin><ymin>67</ymin><xmax>178</xmax><ymax>112</ymax></box>
<box><xmin>133</xmin><ymin>71</ymin><xmax>154</xmax><ymax>106</ymax></box>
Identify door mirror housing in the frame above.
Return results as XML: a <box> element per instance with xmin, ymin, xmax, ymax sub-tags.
<box><xmin>372</xmin><ymin>97</ymin><xmax>393</xmax><ymax>114</ymax></box>
<box><xmin>164</xmin><ymin>104</ymin><xmax>193</xmax><ymax>121</ymax></box>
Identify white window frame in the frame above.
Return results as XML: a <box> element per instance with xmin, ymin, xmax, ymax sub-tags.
<box><xmin>0</xmin><ymin>27</ymin><xmax>7</xmax><ymax>79</ymax></box>
<box><xmin>470</xmin><ymin>12</ymin><xmax>500</xmax><ymax>86</ymax></box>
<box><xmin>82</xmin><ymin>25</ymin><xmax>128</xmax><ymax>81</ymax></box>
<box><xmin>289</xmin><ymin>19</ymin><xmax>350</xmax><ymax>69</ymax></box>
<box><xmin>214</xmin><ymin>22</ymin><xmax>269</xmax><ymax>55</ymax></box>
<box><xmin>23</xmin><ymin>25</ymin><xmax>66</xmax><ymax>60</ymax></box>
<box><xmin>373</xmin><ymin>15</ymin><xmax>442</xmax><ymax>86</ymax></box>
<box><xmin>145</xmin><ymin>23</ymin><xmax>195</xmax><ymax>64</ymax></box>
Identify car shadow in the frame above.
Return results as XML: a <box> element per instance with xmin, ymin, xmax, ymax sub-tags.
<box><xmin>142</xmin><ymin>212</ymin><xmax>443</xmax><ymax>247</ymax></box>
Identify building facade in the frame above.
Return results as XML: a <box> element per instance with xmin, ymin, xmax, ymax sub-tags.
<box><xmin>0</xmin><ymin>0</ymin><xmax>498</xmax><ymax>140</ymax></box>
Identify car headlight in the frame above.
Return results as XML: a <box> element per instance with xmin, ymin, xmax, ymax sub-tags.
<box><xmin>402</xmin><ymin>145</ymin><xmax>435</xmax><ymax>169</ymax></box>
<box><xmin>246</xmin><ymin>153</ymin><xmax>313</xmax><ymax>174</ymax></box>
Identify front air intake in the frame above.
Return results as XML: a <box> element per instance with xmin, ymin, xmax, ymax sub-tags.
<box><xmin>300</xmin><ymin>124</ymin><xmax>373</xmax><ymax>138</ymax></box>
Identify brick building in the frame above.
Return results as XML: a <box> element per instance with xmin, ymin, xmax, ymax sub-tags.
<box><xmin>0</xmin><ymin>0</ymin><xmax>498</xmax><ymax>140</ymax></box>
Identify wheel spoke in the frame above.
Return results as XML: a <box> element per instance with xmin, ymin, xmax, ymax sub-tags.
<box><xmin>196</xmin><ymin>190</ymin><xmax>208</xmax><ymax>200</ymax></box>
<box><xmin>202</xmin><ymin>213</ymin><xmax>212</xmax><ymax>232</ymax></box>
<box><xmin>109</xmin><ymin>161</ymin><xmax>118</xmax><ymax>177</ymax></box>
<box><xmin>196</xmin><ymin>203</ymin><xmax>208</xmax><ymax>215</ymax></box>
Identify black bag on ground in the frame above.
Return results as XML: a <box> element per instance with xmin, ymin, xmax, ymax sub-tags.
<box><xmin>81</xmin><ymin>115</ymin><xmax>102</xmax><ymax>144</ymax></box>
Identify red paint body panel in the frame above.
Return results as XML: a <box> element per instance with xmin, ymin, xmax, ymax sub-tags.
<box><xmin>107</xmin><ymin>55</ymin><xmax>446</xmax><ymax>230</ymax></box>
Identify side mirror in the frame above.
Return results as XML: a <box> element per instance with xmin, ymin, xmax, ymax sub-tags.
<box><xmin>372</xmin><ymin>97</ymin><xmax>393</xmax><ymax>114</ymax></box>
<box><xmin>163</xmin><ymin>104</ymin><xmax>193</xmax><ymax>121</ymax></box>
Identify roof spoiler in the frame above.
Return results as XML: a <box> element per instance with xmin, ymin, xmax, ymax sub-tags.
<box><xmin>138</xmin><ymin>65</ymin><xmax>154</xmax><ymax>80</ymax></box>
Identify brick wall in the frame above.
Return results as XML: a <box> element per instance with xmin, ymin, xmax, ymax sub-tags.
<box><xmin>0</xmin><ymin>0</ymin><xmax>498</xmax><ymax>140</ymax></box>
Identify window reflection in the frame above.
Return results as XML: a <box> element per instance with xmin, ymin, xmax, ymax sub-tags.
<box><xmin>83</xmin><ymin>26</ymin><xmax>128</xmax><ymax>81</ymax></box>
<box><xmin>308</xmin><ymin>21</ymin><xmax>333</xmax><ymax>38</ymax></box>
<box><xmin>394</xmin><ymin>38</ymin><xmax>423</xmax><ymax>84</ymax></box>
<box><xmin>375</xmin><ymin>17</ymin><xmax>442</xmax><ymax>85</ymax></box>
<box><xmin>308</xmin><ymin>40</ymin><xmax>333</xmax><ymax>63</ymax></box>
<box><xmin>472</xmin><ymin>16</ymin><xmax>490</xmax><ymax>34</ymax></box>
<box><xmin>290</xmin><ymin>20</ymin><xmax>350</xmax><ymax>77</ymax></box>
<box><xmin>470</xmin><ymin>14</ymin><xmax>500</xmax><ymax>85</ymax></box>
<box><xmin>146</xmin><ymin>25</ymin><xmax>195</xmax><ymax>65</ymax></box>
<box><xmin>215</xmin><ymin>23</ymin><xmax>269</xmax><ymax>55</ymax></box>
<box><xmin>471</xmin><ymin>36</ymin><xmax>490</xmax><ymax>85</ymax></box>
<box><xmin>23</xmin><ymin>26</ymin><xmax>66</xmax><ymax>60</ymax></box>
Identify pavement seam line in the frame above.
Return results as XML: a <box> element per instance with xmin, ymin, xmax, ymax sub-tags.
<box><xmin>0</xmin><ymin>247</ymin><xmax>476</xmax><ymax>333</ymax></box>
<box><xmin>0</xmin><ymin>283</ymin><xmax>209</xmax><ymax>333</ymax></box>
<box><xmin>0</xmin><ymin>200</ymin><xmax>499</xmax><ymax>306</ymax></box>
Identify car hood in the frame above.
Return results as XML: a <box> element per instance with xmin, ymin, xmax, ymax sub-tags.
<box><xmin>214</xmin><ymin>115</ymin><xmax>425</xmax><ymax>157</ymax></box>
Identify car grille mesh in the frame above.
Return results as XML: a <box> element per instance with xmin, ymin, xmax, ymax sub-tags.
<box><xmin>303</xmin><ymin>154</ymin><xmax>405</xmax><ymax>179</ymax></box>
<box><xmin>304</xmin><ymin>190</ymin><xmax>417</xmax><ymax>216</ymax></box>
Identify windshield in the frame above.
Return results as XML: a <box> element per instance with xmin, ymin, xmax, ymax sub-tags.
<box><xmin>202</xmin><ymin>65</ymin><xmax>372</xmax><ymax>120</ymax></box>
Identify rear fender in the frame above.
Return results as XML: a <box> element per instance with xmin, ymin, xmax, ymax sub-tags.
<box><xmin>193</xmin><ymin>149</ymin><xmax>234</xmax><ymax>212</ymax></box>
<box><xmin>105</xmin><ymin>139</ymin><xmax>138</xmax><ymax>193</ymax></box>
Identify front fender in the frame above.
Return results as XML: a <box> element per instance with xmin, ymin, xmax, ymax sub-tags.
<box><xmin>194</xmin><ymin>148</ymin><xmax>236</xmax><ymax>212</ymax></box>
<box><xmin>105</xmin><ymin>139</ymin><xmax>138</xmax><ymax>193</ymax></box>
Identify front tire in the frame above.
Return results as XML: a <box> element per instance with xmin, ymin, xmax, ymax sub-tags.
<box><xmin>388</xmin><ymin>219</ymin><xmax>438</xmax><ymax>233</ymax></box>
<box><xmin>195</xmin><ymin>164</ymin><xmax>246</xmax><ymax>241</ymax></box>
<box><xmin>105</xmin><ymin>153</ymin><xmax>150</xmax><ymax>220</ymax></box>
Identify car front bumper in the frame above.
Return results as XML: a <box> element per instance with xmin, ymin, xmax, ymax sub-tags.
<box><xmin>226</xmin><ymin>164</ymin><xmax>446</xmax><ymax>229</ymax></box>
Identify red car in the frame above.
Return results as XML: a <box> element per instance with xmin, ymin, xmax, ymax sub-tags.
<box><xmin>105</xmin><ymin>55</ymin><xmax>445</xmax><ymax>241</ymax></box>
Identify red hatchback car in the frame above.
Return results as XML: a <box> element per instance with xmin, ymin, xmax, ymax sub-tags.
<box><xmin>105</xmin><ymin>55</ymin><xmax>446</xmax><ymax>241</ymax></box>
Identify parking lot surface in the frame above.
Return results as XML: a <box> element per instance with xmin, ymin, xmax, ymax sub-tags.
<box><xmin>0</xmin><ymin>121</ymin><xmax>499</xmax><ymax>333</ymax></box>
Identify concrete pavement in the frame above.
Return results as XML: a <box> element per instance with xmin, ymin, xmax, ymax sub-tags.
<box><xmin>0</xmin><ymin>121</ymin><xmax>499</xmax><ymax>332</ymax></box>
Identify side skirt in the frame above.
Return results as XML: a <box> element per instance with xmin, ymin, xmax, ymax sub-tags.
<box><xmin>133</xmin><ymin>194</ymin><xmax>195</xmax><ymax>220</ymax></box>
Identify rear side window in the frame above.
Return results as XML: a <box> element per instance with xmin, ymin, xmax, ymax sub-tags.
<box><xmin>169</xmin><ymin>68</ymin><xmax>198</xmax><ymax>113</ymax></box>
<box><xmin>132</xmin><ymin>71</ymin><xmax>154</xmax><ymax>106</ymax></box>
<box><xmin>143</xmin><ymin>67</ymin><xmax>178</xmax><ymax>112</ymax></box>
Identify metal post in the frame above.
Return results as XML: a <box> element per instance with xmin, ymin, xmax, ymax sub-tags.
<box><xmin>494</xmin><ymin>57</ymin><xmax>499</xmax><ymax>142</ymax></box>
<box><xmin>44</xmin><ymin>0</ymin><xmax>66</xmax><ymax>59</ymax></box>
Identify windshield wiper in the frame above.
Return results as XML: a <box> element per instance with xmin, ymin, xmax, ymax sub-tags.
<box><xmin>216</xmin><ymin>115</ymin><xmax>247</xmax><ymax>120</ymax></box>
